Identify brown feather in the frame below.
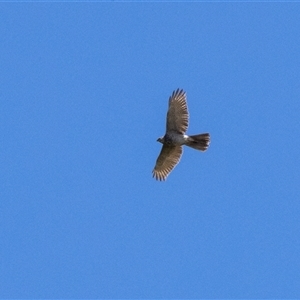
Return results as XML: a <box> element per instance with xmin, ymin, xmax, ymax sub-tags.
<box><xmin>152</xmin><ymin>145</ymin><xmax>183</xmax><ymax>181</ymax></box>
<box><xmin>166</xmin><ymin>89</ymin><xmax>189</xmax><ymax>134</ymax></box>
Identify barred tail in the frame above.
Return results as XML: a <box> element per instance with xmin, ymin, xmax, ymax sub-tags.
<box><xmin>185</xmin><ymin>133</ymin><xmax>210</xmax><ymax>151</ymax></box>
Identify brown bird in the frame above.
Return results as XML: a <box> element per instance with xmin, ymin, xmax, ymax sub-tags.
<box><xmin>152</xmin><ymin>89</ymin><xmax>210</xmax><ymax>181</ymax></box>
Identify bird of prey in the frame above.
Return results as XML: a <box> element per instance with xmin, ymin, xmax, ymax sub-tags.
<box><xmin>152</xmin><ymin>89</ymin><xmax>210</xmax><ymax>181</ymax></box>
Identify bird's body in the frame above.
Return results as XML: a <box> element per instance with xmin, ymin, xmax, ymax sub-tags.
<box><xmin>152</xmin><ymin>89</ymin><xmax>210</xmax><ymax>181</ymax></box>
<box><xmin>157</xmin><ymin>132</ymin><xmax>188</xmax><ymax>146</ymax></box>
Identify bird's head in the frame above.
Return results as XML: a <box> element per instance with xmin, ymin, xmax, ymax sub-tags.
<box><xmin>157</xmin><ymin>137</ymin><xmax>164</xmax><ymax>144</ymax></box>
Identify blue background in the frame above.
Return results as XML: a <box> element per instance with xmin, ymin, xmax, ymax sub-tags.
<box><xmin>1</xmin><ymin>3</ymin><xmax>300</xmax><ymax>298</ymax></box>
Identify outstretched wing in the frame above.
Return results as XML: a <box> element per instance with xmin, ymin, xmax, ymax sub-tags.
<box><xmin>152</xmin><ymin>145</ymin><xmax>183</xmax><ymax>181</ymax></box>
<box><xmin>166</xmin><ymin>89</ymin><xmax>189</xmax><ymax>134</ymax></box>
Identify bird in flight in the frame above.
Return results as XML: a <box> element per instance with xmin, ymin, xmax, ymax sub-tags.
<box><xmin>152</xmin><ymin>89</ymin><xmax>210</xmax><ymax>181</ymax></box>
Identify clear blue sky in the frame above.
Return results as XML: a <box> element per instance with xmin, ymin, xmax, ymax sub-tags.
<box><xmin>1</xmin><ymin>3</ymin><xmax>300</xmax><ymax>298</ymax></box>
